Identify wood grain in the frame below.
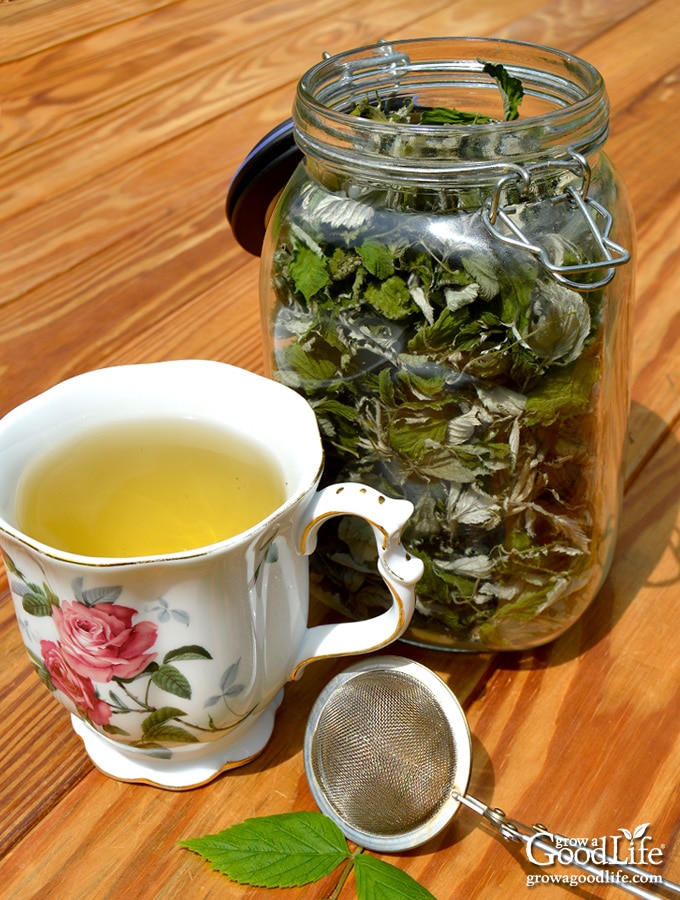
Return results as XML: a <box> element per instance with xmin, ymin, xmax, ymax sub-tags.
<box><xmin>1</xmin><ymin>1</ymin><xmax>679</xmax><ymax>897</ymax></box>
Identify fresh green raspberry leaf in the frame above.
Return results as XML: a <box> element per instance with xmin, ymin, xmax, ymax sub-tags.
<box><xmin>179</xmin><ymin>811</ymin><xmax>351</xmax><ymax>887</ymax></box>
<box><xmin>354</xmin><ymin>854</ymin><xmax>438</xmax><ymax>899</ymax></box>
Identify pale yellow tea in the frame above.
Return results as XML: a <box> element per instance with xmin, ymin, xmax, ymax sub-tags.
<box><xmin>16</xmin><ymin>418</ymin><xmax>287</xmax><ymax>557</ymax></box>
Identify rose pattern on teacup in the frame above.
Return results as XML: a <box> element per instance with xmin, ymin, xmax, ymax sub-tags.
<box><xmin>5</xmin><ymin>550</ymin><xmax>256</xmax><ymax>759</ymax></box>
<box><xmin>0</xmin><ymin>361</ymin><xmax>422</xmax><ymax>788</ymax></box>
<box><xmin>50</xmin><ymin>597</ymin><xmax>158</xmax><ymax>685</ymax></box>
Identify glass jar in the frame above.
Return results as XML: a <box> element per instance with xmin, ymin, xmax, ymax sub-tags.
<box><xmin>258</xmin><ymin>37</ymin><xmax>635</xmax><ymax>651</ymax></box>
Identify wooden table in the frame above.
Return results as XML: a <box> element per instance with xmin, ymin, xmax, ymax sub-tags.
<box><xmin>2</xmin><ymin>1</ymin><xmax>679</xmax><ymax>897</ymax></box>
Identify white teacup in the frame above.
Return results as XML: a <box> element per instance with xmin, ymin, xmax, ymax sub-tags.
<box><xmin>0</xmin><ymin>361</ymin><xmax>422</xmax><ymax>789</ymax></box>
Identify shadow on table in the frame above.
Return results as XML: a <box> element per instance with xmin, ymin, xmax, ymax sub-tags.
<box><xmin>223</xmin><ymin>404</ymin><xmax>680</xmax><ymax>810</ymax></box>
<box><xmin>497</xmin><ymin>401</ymin><xmax>680</xmax><ymax>671</ymax></box>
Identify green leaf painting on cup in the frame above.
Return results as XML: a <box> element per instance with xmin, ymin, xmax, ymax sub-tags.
<box><xmin>6</xmin><ymin>552</ymin><xmax>253</xmax><ymax>755</ymax></box>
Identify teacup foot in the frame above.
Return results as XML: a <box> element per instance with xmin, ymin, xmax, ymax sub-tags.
<box><xmin>70</xmin><ymin>689</ymin><xmax>285</xmax><ymax>790</ymax></box>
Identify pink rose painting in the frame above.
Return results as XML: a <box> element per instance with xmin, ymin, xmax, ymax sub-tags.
<box><xmin>34</xmin><ymin>599</ymin><xmax>158</xmax><ymax>729</ymax></box>
<box><xmin>8</xmin><ymin>559</ymin><xmax>233</xmax><ymax>750</ymax></box>
<box><xmin>53</xmin><ymin>599</ymin><xmax>158</xmax><ymax>682</ymax></box>
<box><xmin>41</xmin><ymin>639</ymin><xmax>113</xmax><ymax>726</ymax></box>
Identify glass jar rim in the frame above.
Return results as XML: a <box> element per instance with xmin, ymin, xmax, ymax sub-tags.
<box><xmin>294</xmin><ymin>36</ymin><xmax>609</xmax><ymax>171</ymax></box>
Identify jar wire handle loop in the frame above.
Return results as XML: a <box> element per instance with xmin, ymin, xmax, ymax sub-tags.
<box><xmin>482</xmin><ymin>153</ymin><xmax>630</xmax><ymax>292</ymax></box>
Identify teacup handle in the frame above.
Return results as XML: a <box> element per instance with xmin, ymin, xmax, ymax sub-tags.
<box><xmin>290</xmin><ymin>483</ymin><xmax>424</xmax><ymax>680</ymax></box>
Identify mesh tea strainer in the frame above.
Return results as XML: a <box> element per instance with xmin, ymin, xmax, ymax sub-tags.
<box><xmin>303</xmin><ymin>656</ymin><xmax>680</xmax><ymax>899</ymax></box>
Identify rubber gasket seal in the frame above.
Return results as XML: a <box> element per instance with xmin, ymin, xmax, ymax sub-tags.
<box><xmin>225</xmin><ymin>118</ymin><xmax>301</xmax><ymax>256</ymax></box>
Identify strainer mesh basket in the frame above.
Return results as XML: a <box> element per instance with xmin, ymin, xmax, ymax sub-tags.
<box><xmin>308</xmin><ymin>669</ymin><xmax>457</xmax><ymax>836</ymax></box>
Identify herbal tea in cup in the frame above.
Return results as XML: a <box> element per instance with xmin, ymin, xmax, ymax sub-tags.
<box><xmin>0</xmin><ymin>361</ymin><xmax>423</xmax><ymax>789</ymax></box>
<box><xmin>15</xmin><ymin>417</ymin><xmax>287</xmax><ymax>558</ymax></box>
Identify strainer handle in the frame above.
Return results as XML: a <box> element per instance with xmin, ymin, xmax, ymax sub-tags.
<box><xmin>455</xmin><ymin>792</ymin><xmax>679</xmax><ymax>898</ymax></box>
<box><xmin>290</xmin><ymin>483</ymin><xmax>423</xmax><ymax>680</ymax></box>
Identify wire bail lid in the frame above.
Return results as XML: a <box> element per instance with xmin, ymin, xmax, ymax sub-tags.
<box><xmin>482</xmin><ymin>150</ymin><xmax>631</xmax><ymax>290</ymax></box>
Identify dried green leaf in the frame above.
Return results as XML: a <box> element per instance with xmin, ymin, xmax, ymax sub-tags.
<box><xmin>266</xmin><ymin>64</ymin><xmax>608</xmax><ymax>646</ymax></box>
<box><xmin>329</xmin><ymin>246</ymin><xmax>362</xmax><ymax>281</ymax></box>
<box><xmin>358</xmin><ymin>241</ymin><xmax>395</xmax><ymax>279</ymax></box>
<box><xmin>481</xmin><ymin>60</ymin><xmax>524</xmax><ymax>121</ymax></box>
<box><xmin>525</xmin><ymin>283</ymin><xmax>591</xmax><ymax>365</ymax></box>
<box><xmin>420</xmin><ymin>106</ymin><xmax>493</xmax><ymax>125</ymax></box>
<box><xmin>289</xmin><ymin>245</ymin><xmax>331</xmax><ymax>301</ymax></box>
<box><xmin>407</xmin><ymin>308</ymin><xmax>468</xmax><ymax>353</ymax></box>
<box><xmin>524</xmin><ymin>356</ymin><xmax>598</xmax><ymax>426</ymax></box>
<box><xmin>364</xmin><ymin>276</ymin><xmax>413</xmax><ymax>320</ymax></box>
<box><xmin>387</xmin><ymin>414</ymin><xmax>449</xmax><ymax>458</ymax></box>
<box><xmin>277</xmin><ymin>341</ymin><xmax>340</xmax><ymax>386</ymax></box>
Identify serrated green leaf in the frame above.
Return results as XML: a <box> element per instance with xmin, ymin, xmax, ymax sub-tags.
<box><xmin>163</xmin><ymin>645</ymin><xmax>212</xmax><ymax>664</ymax></box>
<box><xmin>524</xmin><ymin>355</ymin><xmax>598</xmax><ymax>426</ymax></box>
<box><xmin>21</xmin><ymin>591</ymin><xmax>53</xmax><ymax>617</ymax></box>
<box><xmin>328</xmin><ymin>246</ymin><xmax>362</xmax><ymax>281</ymax></box>
<box><xmin>415</xmin><ymin>449</ymin><xmax>481</xmax><ymax>483</ymax></box>
<box><xmin>354</xmin><ymin>854</ymin><xmax>438</xmax><ymax>899</ymax></box>
<box><xmin>151</xmin><ymin>664</ymin><xmax>191</xmax><ymax>699</ymax></box>
<box><xmin>289</xmin><ymin>245</ymin><xmax>331</xmax><ymax>301</ymax></box>
<box><xmin>312</xmin><ymin>395</ymin><xmax>363</xmax><ymax>456</ymax></box>
<box><xmin>358</xmin><ymin>241</ymin><xmax>395</xmax><ymax>279</ymax></box>
<box><xmin>142</xmin><ymin>724</ymin><xmax>199</xmax><ymax>743</ymax></box>
<box><xmin>377</xmin><ymin>365</ymin><xmax>395</xmax><ymax>405</ymax></box>
<box><xmin>387</xmin><ymin>415</ymin><xmax>448</xmax><ymax>458</ymax></box>
<box><xmin>337</xmin><ymin>515</ymin><xmax>378</xmax><ymax>567</ymax></box>
<box><xmin>525</xmin><ymin>284</ymin><xmax>591</xmax><ymax>365</ymax></box>
<box><xmin>364</xmin><ymin>276</ymin><xmax>413</xmax><ymax>320</ymax></box>
<box><xmin>460</xmin><ymin>254</ymin><xmax>500</xmax><ymax>300</ymax></box>
<box><xmin>481</xmin><ymin>60</ymin><xmax>524</xmax><ymax>121</ymax></box>
<box><xmin>142</xmin><ymin>706</ymin><xmax>187</xmax><ymax>731</ymax></box>
<box><xmin>278</xmin><ymin>341</ymin><xmax>339</xmax><ymax>385</ymax></box>
<box><xmin>393</xmin><ymin>364</ymin><xmax>449</xmax><ymax>401</ymax></box>
<box><xmin>407</xmin><ymin>307</ymin><xmax>470</xmax><ymax>354</ymax></box>
<box><xmin>179</xmin><ymin>812</ymin><xmax>350</xmax><ymax>888</ymax></box>
<box><xmin>420</xmin><ymin>106</ymin><xmax>493</xmax><ymax>125</ymax></box>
